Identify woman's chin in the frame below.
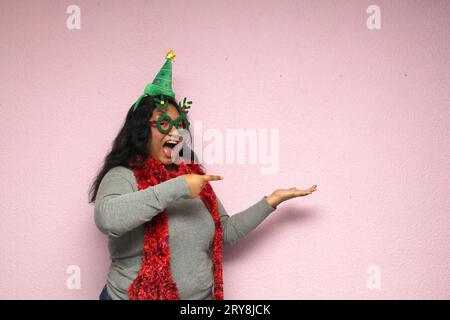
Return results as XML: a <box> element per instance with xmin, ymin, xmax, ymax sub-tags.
<box><xmin>159</xmin><ymin>154</ymin><xmax>173</xmax><ymax>165</ymax></box>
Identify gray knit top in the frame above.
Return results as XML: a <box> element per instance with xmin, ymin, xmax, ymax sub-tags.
<box><xmin>94</xmin><ymin>166</ymin><xmax>276</xmax><ymax>300</ymax></box>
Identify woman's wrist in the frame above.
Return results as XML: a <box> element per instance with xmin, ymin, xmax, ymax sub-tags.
<box><xmin>265</xmin><ymin>194</ymin><xmax>280</xmax><ymax>209</ymax></box>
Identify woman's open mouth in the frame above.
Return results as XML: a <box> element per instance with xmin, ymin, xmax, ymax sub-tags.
<box><xmin>162</xmin><ymin>139</ymin><xmax>180</xmax><ymax>158</ymax></box>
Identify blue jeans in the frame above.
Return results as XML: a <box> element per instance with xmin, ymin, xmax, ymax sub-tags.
<box><xmin>99</xmin><ymin>284</ymin><xmax>112</xmax><ymax>300</ymax></box>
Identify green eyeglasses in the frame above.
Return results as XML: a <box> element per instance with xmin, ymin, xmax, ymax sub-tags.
<box><xmin>149</xmin><ymin>113</ymin><xmax>190</xmax><ymax>134</ymax></box>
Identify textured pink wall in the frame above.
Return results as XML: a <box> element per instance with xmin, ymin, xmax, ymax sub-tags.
<box><xmin>1</xmin><ymin>0</ymin><xmax>449</xmax><ymax>299</ymax></box>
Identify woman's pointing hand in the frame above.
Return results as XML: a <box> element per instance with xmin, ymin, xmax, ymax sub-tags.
<box><xmin>182</xmin><ymin>174</ymin><xmax>224</xmax><ymax>199</ymax></box>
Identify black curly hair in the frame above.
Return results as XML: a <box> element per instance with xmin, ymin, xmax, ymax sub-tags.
<box><xmin>88</xmin><ymin>94</ymin><xmax>202</xmax><ymax>203</ymax></box>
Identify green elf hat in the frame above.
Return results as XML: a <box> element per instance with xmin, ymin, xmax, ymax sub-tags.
<box><xmin>132</xmin><ymin>50</ymin><xmax>177</xmax><ymax>112</ymax></box>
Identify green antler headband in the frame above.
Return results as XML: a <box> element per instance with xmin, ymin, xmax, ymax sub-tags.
<box><xmin>132</xmin><ymin>50</ymin><xmax>192</xmax><ymax>121</ymax></box>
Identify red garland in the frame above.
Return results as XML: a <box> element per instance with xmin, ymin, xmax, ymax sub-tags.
<box><xmin>127</xmin><ymin>155</ymin><xmax>224</xmax><ymax>300</ymax></box>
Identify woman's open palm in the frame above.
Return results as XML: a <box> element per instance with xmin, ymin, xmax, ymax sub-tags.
<box><xmin>266</xmin><ymin>185</ymin><xmax>318</xmax><ymax>208</ymax></box>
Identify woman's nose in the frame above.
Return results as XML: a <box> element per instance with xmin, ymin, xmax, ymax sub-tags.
<box><xmin>168</xmin><ymin>126</ymin><xmax>184</xmax><ymax>142</ymax></box>
<box><xmin>169</xmin><ymin>125</ymin><xmax>178</xmax><ymax>134</ymax></box>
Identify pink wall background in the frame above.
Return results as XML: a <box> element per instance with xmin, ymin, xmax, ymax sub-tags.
<box><xmin>1</xmin><ymin>0</ymin><xmax>449</xmax><ymax>299</ymax></box>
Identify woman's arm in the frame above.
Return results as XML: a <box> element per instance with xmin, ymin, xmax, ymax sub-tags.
<box><xmin>217</xmin><ymin>196</ymin><xmax>276</xmax><ymax>246</ymax></box>
<box><xmin>94</xmin><ymin>170</ymin><xmax>191</xmax><ymax>238</ymax></box>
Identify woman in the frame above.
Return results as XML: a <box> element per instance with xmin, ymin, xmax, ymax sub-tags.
<box><xmin>88</xmin><ymin>51</ymin><xmax>317</xmax><ymax>300</ymax></box>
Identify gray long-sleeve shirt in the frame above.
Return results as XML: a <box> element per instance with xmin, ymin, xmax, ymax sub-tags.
<box><xmin>94</xmin><ymin>166</ymin><xmax>276</xmax><ymax>300</ymax></box>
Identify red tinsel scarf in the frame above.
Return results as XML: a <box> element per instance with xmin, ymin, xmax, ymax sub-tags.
<box><xmin>127</xmin><ymin>155</ymin><xmax>224</xmax><ymax>300</ymax></box>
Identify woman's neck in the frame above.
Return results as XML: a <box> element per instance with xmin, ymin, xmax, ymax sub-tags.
<box><xmin>164</xmin><ymin>163</ymin><xmax>178</xmax><ymax>171</ymax></box>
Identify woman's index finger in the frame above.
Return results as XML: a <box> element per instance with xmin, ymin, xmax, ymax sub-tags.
<box><xmin>203</xmin><ymin>175</ymin><xmax>224</xmax><ymax>181</ymax></box>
